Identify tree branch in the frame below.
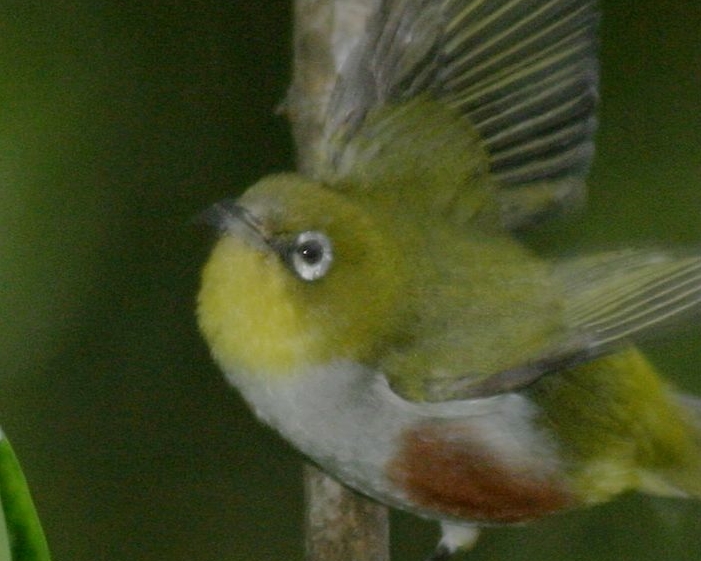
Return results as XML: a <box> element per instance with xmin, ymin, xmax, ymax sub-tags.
<box><xmin>304</xmin><ymin>464</ymin><xmax>389</xmax><ymax>561</ymax></box>
<box><xmin>288</xmin><ymin>0</ymin><xmax>375</xmax><ymax>174</ymax></box>
<box><xmin>288</xmin><ymin>1</ymin><xmax>390</xmax><ymax>560</ymax></box>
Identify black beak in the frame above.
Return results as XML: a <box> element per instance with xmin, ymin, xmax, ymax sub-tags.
<box><xmin>196</xmin><ymin>200</ymin><xmax>271</xmax><ymax>246</ymax></box>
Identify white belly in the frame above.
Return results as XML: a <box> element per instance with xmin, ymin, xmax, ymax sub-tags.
<box><xmin>229</xmin><ymin>360</ymin><xmax>557</xmax><ymax>520</ymax></box>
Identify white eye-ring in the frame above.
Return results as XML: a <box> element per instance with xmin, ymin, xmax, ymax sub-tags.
<box><xmin>289</xmin><ymin>231</ymin><xmax>334</xmax><ymax>281</ymax></box>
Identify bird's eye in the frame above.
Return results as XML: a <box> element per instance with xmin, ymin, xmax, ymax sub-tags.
<box><xmin>289</xmin><ymin>231</ymin><xmax>333</xmax><ymax>281</ymax></box>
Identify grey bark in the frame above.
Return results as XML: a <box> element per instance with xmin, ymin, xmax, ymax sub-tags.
<box><xmin>288</xmin><ymin>1</ymin><xmax>391</xmax><ymax>560</ymax></box>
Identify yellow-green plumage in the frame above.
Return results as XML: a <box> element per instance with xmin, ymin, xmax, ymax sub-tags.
<box><xmin>529</xmin><ymin>350</ymin><xmax>701</xmax><ymax>502</ymax></box>
<box><xmin>199</xmin><ymin>175</ymin><xmax>409</xmax><ymax>374</ymax></box>
<box><xmin>197</xmin><ymin>0</ymin><xmax>701</xmax><ymax>557</ymax></box>
<box><xmin>198</xmin><ymin>100</ymin><xmax>701</xmax><ymax>500</ymax></box>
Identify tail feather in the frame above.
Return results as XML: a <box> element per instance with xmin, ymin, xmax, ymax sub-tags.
<box><xmin>642</xmin><ymin>392</ymin><xmax>701</xmax><ymax>499</ymax></box>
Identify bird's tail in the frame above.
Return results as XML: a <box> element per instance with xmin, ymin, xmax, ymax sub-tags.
<box><xmin>643</xmin><ymin>393</ymin><xmax>701</xmax><ymax>499</ymax></box>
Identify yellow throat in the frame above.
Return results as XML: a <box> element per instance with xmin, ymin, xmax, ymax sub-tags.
<box><xmin>196</xmin><ymin>176</ymin><xmax>409</xmax><ymax>377</ymax></box>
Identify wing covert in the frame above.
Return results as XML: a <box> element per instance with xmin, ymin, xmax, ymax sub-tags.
<box><xmin>421</xmin><ymin>250</ymin><xmax>701</xmax><ymax>401</ymax></box>
<box><xmin>316</xmin><ymin>0</ymin><xmax>599</xmax><ymax>227</ymax></box>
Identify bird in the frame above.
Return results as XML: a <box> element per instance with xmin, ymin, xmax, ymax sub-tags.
<box><xmin>197</xmin><ymin>0</ymin><xmax>701</xmax><ymax>558</ymax></box>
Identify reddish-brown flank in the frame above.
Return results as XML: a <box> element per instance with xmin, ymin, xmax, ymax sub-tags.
<box><xmin>387</xmin><ymin>423</ymin><xmax>575</xmax><ymax>523</ymax></box>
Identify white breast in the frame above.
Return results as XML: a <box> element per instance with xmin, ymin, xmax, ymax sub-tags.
<box><xmin>228</xmin><ymin>361</ymin><xmax>557</xmax><ymax>519</ymax></box>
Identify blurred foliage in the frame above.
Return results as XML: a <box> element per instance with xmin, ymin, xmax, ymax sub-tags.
<box><xmin>0</xmin><ymin>433</ymin><xmax>51</xmax><ymax>561</ymax></box>
<box><xmin>0</xmin><ymin>1</ymin><xmax>699</xmax><ymax>560</ymax></box>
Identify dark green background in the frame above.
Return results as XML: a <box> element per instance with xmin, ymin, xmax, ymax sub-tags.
<box><xmin>1</xmin><ymin>1</ymin><xmax>700</xmax><ymax>560</ymax></box>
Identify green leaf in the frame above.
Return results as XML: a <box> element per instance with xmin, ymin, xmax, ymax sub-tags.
<box><xmin>0</xmin><ymin>430</ymin><xmax>51</xmax><ymax>561</ymax></box>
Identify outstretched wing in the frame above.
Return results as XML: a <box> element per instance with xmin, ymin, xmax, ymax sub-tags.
<box><xmin>558</xmin><ymin>249</ymin><xmax>701</xmax><ymax>347</ymax></box>
<box><xmin>424</xmin><ymin>250</ymin><xmax>701</xmax><ymax>400</ymax></box>
<box><xmin>315</xmin><ymin>0</ymin><xmax>599</xmax><ymax>227</ymax></box>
